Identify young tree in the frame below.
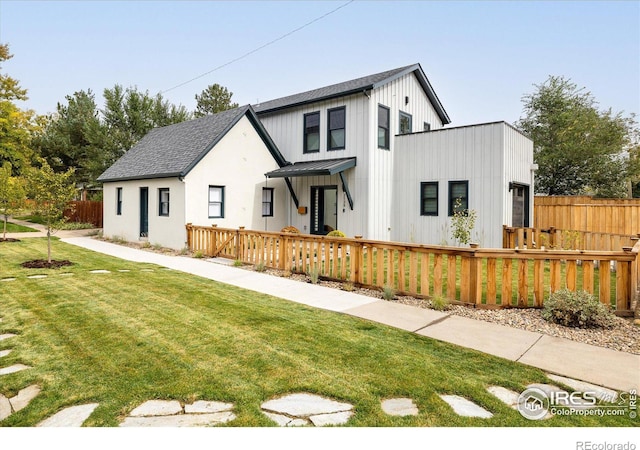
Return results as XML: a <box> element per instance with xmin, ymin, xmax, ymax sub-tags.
<box><xmin>517</xmin><ymin>76</ymin><xmax>637</xmax><ymax>197</ymax></box>
<box><xmin>27</xmin><ymin>159</ymin><xmax>76</xmax><ymax>263</ymax></box>
<box><xmin>194</xmin><ymin>84</ymin><xmax>239</xmax><ymax>117</ymax></box>
<box><xmin>0</xmin><ymin>162</ymin><xmax>26</xmax><ymax>239</ymax></box>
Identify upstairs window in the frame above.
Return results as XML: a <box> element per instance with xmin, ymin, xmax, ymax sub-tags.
<box><xmin>327</xmin><ymin>106</ymin><xmax>346</xmax><ymax>150</ymax></box>
<box><xmin>303</xmin><ymin>112</ymin><xmax>320</xmax><ymax>153</ymax></box>
<box><xmin>208</xmin><ymin>186</ymin><xmax>224</xmax><ymax>218</ymax></box>
<box><xmin>423</xmin><ymin>122</ymin><xmax>431</xmax><ymax>131</ymax></box>
<box><xmin>158</xmin><ymin>188</ymin><xmax>170</xmax><ymax>216</ymax></box>
<box><xmin>262</xmin><ymin>187</ymin><xmax>274</xmax><ymax>217</ymax></box>
<box><xmin>116</xmin><ymin>187</ymin><xmax>123</xmax><ymax>215</ymax></box>
<box><xmin>399</xmin><ymin>111</ymin><xmax>412</xmax><ymax>134</ymax></box>
<box><xmin>378</xmin><ymin>105</ymin><xmax>390</xmax><ymax>149</ymax></box>
<box><xmin>420</xmin><ymin>182</ymin><xmax>438</xmax><ymax>216</ymax></box>
<box><xmin>448</xmin><ymin>181</ymin><xmax>469</xmax><ymax>216</ymax></box>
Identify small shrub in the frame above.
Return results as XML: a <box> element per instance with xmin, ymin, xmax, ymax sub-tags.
<box><xmin>430</xmin><ymin>296</ymin><xmax>450</xmax><ymax>311</ymax></box>
<box><xmin>59</xmin><ymin>221</ymin><xmax>95</xmax><ymax>230</ymax></box>
<box><xmin>141</xmin><ymin>241</ymin><xmax>152</xmax><ymax>249</ymax></box>
<box><xmin>327</xmin><ymin>230</ymin><xmax>346</xmax><ymax>237</ymax></box>
<box><xmin>281</xmin><ymin>271</ymin><xmax>292</xmax><ymax>278</ymax></box>
<box><xmin>193</xmin><ymin>250</ymin><xmax>204</xmax><ymax>259</ymax></box>
<box><xmin>382</xmin><ymin>284</ymin><xmax>396</xmax><ymax>300</ymax></box>
<box><xmin>308</xmin><ymin>267</ymin><xmax>320</xmax><ymax>284</ymax></box>
<box><xmin>255</xmin><ymin>261</ymin><xmax>266</xmax><ymax>272</ymax></box>
<box><xmin>341</xmin><ymin>281</ymin><xmax>355</xmax><ymax>292</ymax></box>
<box><xmin>179</xmin><ymin>247</ymin><xmax>190</xmax><ymax>256</ymax></box>
<box><xmin>233</xmin><ymin>259</ymin><xmax>243</xmax><ymax>267</ymax></box>
<box><xmin>542</xmin><ymin>289</ymin><xmax>617</xmax><ymax>329</ymax></box>
<box><xmin>152</xmin><ymin>243</ymin><xmax>163</xmax><ymax>251</ymax></box>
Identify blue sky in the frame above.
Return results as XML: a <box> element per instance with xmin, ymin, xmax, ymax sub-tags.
<box><xmin>1</xmin><ymin>0</ymin><xmax>638</xmax><ymax>127</ymax></box>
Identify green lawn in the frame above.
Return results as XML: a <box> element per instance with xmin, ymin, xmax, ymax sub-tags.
<box><xmin>1</xmin><ymin>221</ymin><xmax>38</xmax><ymax>233</ymax></box>
<box><xmin>0</xmin><ymin>238</ymin><xmax>634</xmax><ymax>427</ymax></box>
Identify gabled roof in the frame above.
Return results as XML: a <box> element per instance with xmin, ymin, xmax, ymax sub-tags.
<box><xmin>253</xmin><ymin>63</ymin><xmax>451</xmax><ymax>124</ymax></box>
<box><xmin>97</xmin><ymin>105</ymin><xmax>287</xmax><ymax>183</ymax></box>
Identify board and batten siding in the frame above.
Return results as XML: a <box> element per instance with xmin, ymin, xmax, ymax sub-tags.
<box><xmin>184</xmin><ymin>115</ymin><xmax>288</xmax><ymax>234</ymax></box>
<box><xmin>368</xmin><ymin>72</ymin><xmax>447</xmax><ymax>240</ymax></box>
<box><xmin>258</xmin><ymin>93</ymin><xmax>370</xmax><ymax>237</ymax></box>
<box><xmin>390</xmin><ymin>122</ymin><xmax>533</xmax><ymax>248</ymax></box>
<box><xmin>102</xmin><ymin>177</ymin><xmax>186</xmax><ymax>249</ymax></box>
<box><xmin>502</xmin><ymin>123</ymin><xmax>535</xmax><ymax>228</ymax></box>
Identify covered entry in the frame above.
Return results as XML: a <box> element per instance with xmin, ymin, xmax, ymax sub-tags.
<box><xmin>510</xmin><ymin>182</ymin><xmax>530</xmax><ymax>227</ymax></box>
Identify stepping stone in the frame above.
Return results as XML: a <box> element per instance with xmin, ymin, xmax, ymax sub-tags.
<box><xmin>141</xmin><ymin>269</ymin><xmax>154</xmax><ymax>272</ymax></box>
<box><xmin>0</xmin><ymin>334</ymin><xmax>16</xmax><ymax>342</ymax></box>
<box><xmin>261</xmin><ymin>393</ymin><xmax>354</xmax><ymax>427</ymax></box>
<box><xmin>9</xmin><ymin>385</ymin><xmax>41</xmax><ymax>413</ymax></box>
<box><xmin>526</xmin><ymin>383</ymin><xmax>595</xmax><ymax>409</ymax></box>
<box><xmin>60</xmin><ymin>273</ymin><xmax>74</xmax><ymax>277</ymax></box>
<box><xmin>381</xmin><ymin>398</ymin><xmax>419</xmax><ymax>416</ymax></box>
<box><xmin>439</xmin><ymin>395</ymin><xmax>493</xmax><ymax>418</ymax></box>
<box><xmin>184</xmin><ymin>400</ymin><xmax>233</xmax><ymax>414</ymax></box>
<box><xmin>0</xmin><ymin>350</ymin><xmax>12</xmax><ymax>358</ymax></box>
<box><xmin>129</xmin><ymin>400</ymin><xmax>182</xmax><ymax>417</ymax></box>
<box><xmin>120</xmin><ymin>411</ymin><xmax>235</xmax><ymax>427</ymax></box>
<box><xmin>27</xmin><ymin>275</ymin><xmax>47</xmax><ymax>279</ymax></box>
<box><xmin>263</xmin><ymin>412</ymin><xmax>309</xmax><ymax>427</ymax></box>
<box><xmin>89</xmin><ymin>270</ymin><xmax>110</xmax><ymax>274</ymax></box>
<box><xmin>0</xmin><ymin>364</ymin><xmax>30</xmax><ymax>376</ymax></box>
<box><xmin>0</xmin><ymin>278</ymin><xmax>16</xmax><ymax>282</ymax></box>
<box><xmin>117</xmin><ymin>270</ymin><xmax>130</xmax><ymax>273</ymax></box>
<box><xmin>37</xmin><ymin>403</ymin><xmax>99</xmax><ymax>427</ymax></box>
<box><xmin>0</xmin><ymin>395</ymin><xmax>11</xmax><ymax>421</ymax></box>
<box><xmin>546</xmin><ymin>374</ymin><xmax>618</xmax><ymax>403</ymax></box>
<box><xmin>487</xmin><ymin>386</ymin><xmax>519</xmax><ymax>409</ymax></box>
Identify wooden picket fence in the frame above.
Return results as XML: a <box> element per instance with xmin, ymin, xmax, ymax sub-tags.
<box><xmin>63</xmin><ymin>201</ymin><xmax>103</xmax><ymax>228</ymax></box>
<box><xmin>186</xmin><ymin>224</ymin><xmax>640</xmax><ymax>315</ymax></box>
<box><xmin>503</xmin><ymin>226</ymin><xmax>639</xmax><ymax>252</ymax></box>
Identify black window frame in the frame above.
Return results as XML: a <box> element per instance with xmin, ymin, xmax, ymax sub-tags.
<box><xmin>399</xmin><ymin>111</ymin><xmax>412</xmax><ymax>134</ymax></box>
<box><xmin>303</xmin><ymin>111</ymin><xmax>320</xmax><ymax>154</ymax></box>
<box><xmin>420</xmin><ymin>182</ymin><xmax>438</xmax><ymax>216</ymax></box>
<box><xmin>116</xmin><ymin>187</ymin><xmax>123</xmax><ymax>215</ymax></box>
<box><xmin>448</xmin><ymin>180</ymin><xmax>469</xmax><ymax>216</ymax></box>
<box><xmin>158</xmin><ymin>188</ymin><xmax>170</xmax><ymax>216</ymax></box>
<box><xmin>327</xmin><ymin>106</ymin><xmax>346</xmax><ymax>151</ymax></box>
<box><xmin>423</xmin><ymin>122</ymin><xmax>431</xmax><ymax>132</ymax></box>
<box><xmin>378</xmin><ymin>104</ymin><xmax>390</xmax><ymax>149</ymax></box>
<box><xmin>208</xmin><ymin>185</ymin><xmax>225</xmax><ymax>219</ymax></box>
<box><xmin>262</xmin><ymin>187</ymin><xmax>274</xmax><ymax>217</ymax></box>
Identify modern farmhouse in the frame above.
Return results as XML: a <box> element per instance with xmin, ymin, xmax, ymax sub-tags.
<box><xmin>98</xmin><ymin>64</ymin><xmax>534</xmax><ymax>249</ymax></box>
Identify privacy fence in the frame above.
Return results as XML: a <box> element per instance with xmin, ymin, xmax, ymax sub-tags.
<box><xmin>63</xmin><ymin>201</ymin><xmax>103</xmax><ymax>228</ymax></box>
<box><xmin>186</xmin><ymin>224</ymin><xmax>640</xmax><ymax>315</ymax></box>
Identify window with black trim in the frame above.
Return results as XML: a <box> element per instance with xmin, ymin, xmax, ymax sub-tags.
<box><xmin>158</xmin><ymin>188</ymin><xmax>170</xmax><ymax>216</ymax></box>
<box><xmin>423</xmin><ymin>122</ymin><xmax>431</xmax><ymax>131</ymax></box>
<box><xmin>303</xmin><ymin>112</ymin><xmax>320</xmax><ymax>153</ymax></box>
<box><xmin>327</xmin><ymin>106</ymin><xmax>345</xmax><ymax>150</ymax></box>
<box><xmin>116</xmin><ymin>187</ymin><xmax>123</xmax><ymax>215</ymax></box>
<box><xmin>378</xmin><ymin>105</ymin><xmax>390</xmax><ymax>149</ymax></box>
<box><xmin>399</xmin><ymin>111</ymin><xmax>412</xmax><ymax>134</ymax></box>
<box><xmin>208</xmin><ymin>186</ymin><xmax>224</xmax><ymax>218</ymax></box>
<box><xmin>448</xmin><ymin>181</ymin><xmax>469</xmax><ymax>216</ymax></box>
<box><xmin>420</xmin><ymin>182</ymin><xmax>438</xmax><ymax>216</ymax></box>
<box><xmin>262</xmin><ymin>187</ymin><xmax>274</xmax><ymax>217</ymax></box>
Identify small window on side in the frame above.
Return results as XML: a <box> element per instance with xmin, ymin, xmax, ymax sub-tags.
<box><xmin>303</xmin><ymin>112</ymin><xmax>320</xmax><ymax>153</ymax></box>
<box><xmin>448</xmin><ymin>181</ymin><xmax>469</xmax><ymax>216</ymax></box>
<box><xmin>158</xmin><ymin>188</ymin><xmax>170</xmax><ymax>216</ymax></box>
<box><xmin>116</xmin><ymin>187</ymin><xmax>123</xmax><ymax>215</ymax></box>
<box><xmin>262</xmin><ymin>187</ymin><xmax>274</xmax><ymax>217</ymax></box>
<box><xmin>420</xmin><ymin>182</ymin><xmax>438</xmax><ymax>216</ymax></box>
<box><xmin>378</xmin><ymin>105</ymin><xmax>390</xmax><ymax>149</ymax></box>
<box><xmin>327</xmin><ymin>106</ymin><xmax>346</xmax><ymax>150</ymax></box>
<box><xmin>399</xmin><ymin>111</ymin><xmax>412</xmax><ymax>134</ymax></box>
<box><xmin>208</xmin><ymin>186</ymin><xmax>224</xmax><ymax>218</ymax></box>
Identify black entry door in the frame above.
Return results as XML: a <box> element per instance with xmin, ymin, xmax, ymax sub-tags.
<box><xmin>310</xmin><ymin>186</ymin><xmax>338</xmax><ymax>235</ymax></box>
<box><xmin>140</xmin><ymin>187</ymin><xmax>149</xmax><ymax>237</ymax></box>
<box><xmin>511</xmin><ymin>183</ymin><xmax>530</xmax><ymax>227</ymax></box>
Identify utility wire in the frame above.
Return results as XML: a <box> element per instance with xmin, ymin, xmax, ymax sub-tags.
<box><xmin>161</xmin><ymin>0</ymin><xmax>355</xmax><ymax>94</ymax></box>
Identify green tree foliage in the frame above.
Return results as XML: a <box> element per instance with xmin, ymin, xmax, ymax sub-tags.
<box><xmin>103</xmin><ymin>85</ymin><xmax>191</xmax><ymax>159</ymax></box>
<box><xmin>450</xmin><ymin>198</ymin><xmax>477</xmax><ymax>246</ymax></box>
<box><xmin>27</xmin><ymin>159</ymin><xmax>76</xmax><ymax>262</ymax></box>
<box><xmin>194</xmin><ymin>83</ymin><xmax>239</xmax><ymax>117</ymax></box>
<box><xmin>517</xmin><ymin>76</ymin><xmax>638</xmax><ymax>197</ymax></box>
<box><xmin>0</xmin><ymin>162</ymin><xmax>26</xmax><ymax>239</ymax></box>
<box><xmin>0</xmin><ymin>43</ymin><xmax>27</xmax><ymax>101</ymax></box>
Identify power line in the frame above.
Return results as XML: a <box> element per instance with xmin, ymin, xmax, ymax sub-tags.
<box><xmin>161</xmin><ymin>1</ymin><xmax>355</xmax><ymax>94</ymax></box>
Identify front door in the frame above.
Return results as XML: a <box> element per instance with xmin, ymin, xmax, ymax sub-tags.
<box><xmin>140</xmin><ymin>187</ymin><xmax>149</xmax><ymax>237</ymax></box>
<box><xmin>511</xmin><ymin>183</ymin><xmax>529</xmax><ymax>227</ymax></box>
<box><xmin>310</xmin><ymin>186</ymin><xmax>337</xmax><ymax>234</ymax></box>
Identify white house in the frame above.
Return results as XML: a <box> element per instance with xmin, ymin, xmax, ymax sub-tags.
<box><xmin>99</xmin><ymin>64</ymin><xmax>534</xmax><ymax>249</ymax></box>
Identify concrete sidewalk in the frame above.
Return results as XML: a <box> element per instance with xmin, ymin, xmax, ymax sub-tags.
<box><xmin>3</xmin><ymin>218</ymin><xmax>100</xmax><ymax>239</ymax></box>
<box><xmin>57</xmin><ymin>237</ymin><xmax>639</xmax><ymax>393</ymax></box>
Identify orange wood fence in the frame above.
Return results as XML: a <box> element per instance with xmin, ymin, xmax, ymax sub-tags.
<box><xmin>64</xmin><ymin>201</ymin><xmax>103</xmax><ymax>228</ymax></box>
<box><xmin>503</xmin><ymin>226</ymin><xmax>639</xmax><ymax>251</ymax></box>
<box><xmin>186</xmin><ymin>224</ymin><xmax>640</xmax><ymax>314</ymax></box>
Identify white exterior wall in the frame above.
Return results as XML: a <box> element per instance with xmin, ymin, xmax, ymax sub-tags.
<box><xmin>102</xmin><ymin>177</ymin><xmax>186</xmax><ymax>249</ymax></box>
<box><xmin>369</xmin><ymin>73</ymin><xmax>446</xmax><ymax>240</ymax></box>
<box><xmin>258</xmin><ymin>94</ymin><xmax>369</xmax><ymax>237</ymax></box>
<box><xmin>391</xmin><ymin>122</ymin><xmax>533</xmax><ymax>248</ymax></box>
<box><xmin>184</xmin><ymin>115</ymin><xmax>287</xmax><ymax>232</ymax></box>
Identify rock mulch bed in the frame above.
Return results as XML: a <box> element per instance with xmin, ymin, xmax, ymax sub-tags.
<box><xmin>244</xmin><ymin>267</ymin><xmax>640</xmax><ymax>355</ymax></box>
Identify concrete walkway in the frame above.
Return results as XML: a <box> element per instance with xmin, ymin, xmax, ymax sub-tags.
<box><xmin>56</xmin><ymin>236</ymin><xmax>639</xmax><ymax>393</ymax></box>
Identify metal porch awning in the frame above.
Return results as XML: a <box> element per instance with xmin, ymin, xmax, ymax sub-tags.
<box><xmin>265</xmin><ymin>157</ymin><xmax>356</xmax><ymax>210</ymax></box>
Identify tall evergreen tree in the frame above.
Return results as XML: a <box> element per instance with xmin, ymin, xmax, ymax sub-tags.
<box><xmin>194</xmin><ymin>83</ymin><xmax>238</xmax><ymax>117</ymax></box>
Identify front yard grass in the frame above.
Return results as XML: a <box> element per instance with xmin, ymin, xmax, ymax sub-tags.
<box><xmin>0</xmin><ymin>238</ymin><xmax>634</xmax><ymax>427</ymax></box>
<box><xmin>2</xmin><ymin>222</ymin><xmax>38</xmax><ymax>233</ymax></box>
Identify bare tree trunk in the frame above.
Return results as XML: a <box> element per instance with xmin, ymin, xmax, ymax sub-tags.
<box><xmin>47</xmin><ymin>226</ymin><xmax>52</xmax><ymax>263</ymax></box>
<box><xmin>2</xmin><ymin>214</ymin><xmax>6</xmax><ymax>240</ymax></box>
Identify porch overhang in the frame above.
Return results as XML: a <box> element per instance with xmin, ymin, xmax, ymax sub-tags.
<box><xmin>265</xmin><ymin>157</ymin><xmax>356</xmax><ymax>210</ymax></box>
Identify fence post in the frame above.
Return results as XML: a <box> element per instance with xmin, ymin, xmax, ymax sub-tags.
<box><xmin>186</xmin><ymin>223</ymin><xmax>192</xmax><ymax>251</ymax></box>
<box><xmin>469</xmin><ymin>243</ymin><xmax>482</xmax><ymax>305</ymax></box>
<box><xmin>353</xmin><ymin>236</ymin><xmax>363</xmax><ymax>284</ymax></box>
<box><xmin>630</xmin><ymin>241</ymin><xmax>640</xmax><ymax>319</ymax></box>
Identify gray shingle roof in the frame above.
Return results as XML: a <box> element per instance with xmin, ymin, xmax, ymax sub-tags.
<box><xmin>97</xmin><ymin>105</ymin><xmax>285</xmax><ymax>182</ymax></box>
<box><xmin>253</xmin><ymin>63</ymin><xmax>450</xmax><ymax>124</ymax></box>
